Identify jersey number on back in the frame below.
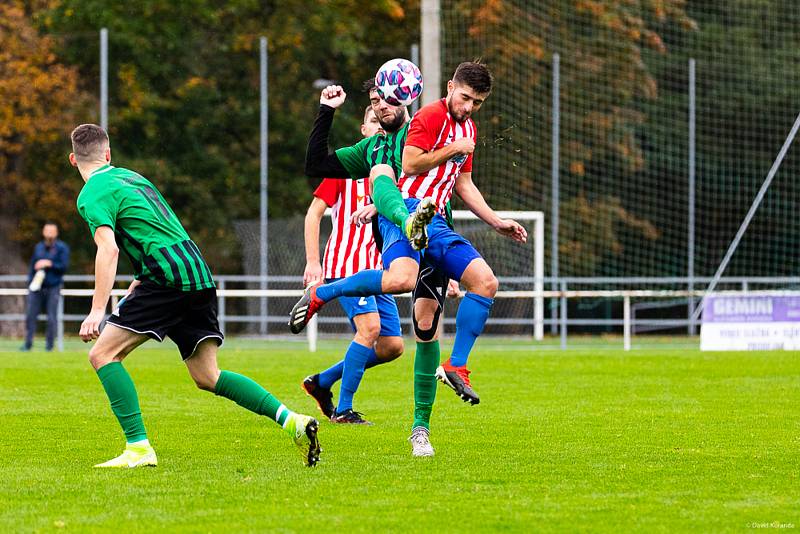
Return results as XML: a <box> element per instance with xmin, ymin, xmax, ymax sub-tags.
<box><xmin>137</xmin><ymin>185</ymin><xmax>171</xmax><ymax>221</ymax></box>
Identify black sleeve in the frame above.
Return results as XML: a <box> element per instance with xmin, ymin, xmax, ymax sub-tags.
<box><xmin>304</xmin><ymin>104</ymin><xmax>351</xmax><ymax>178</ymax></box>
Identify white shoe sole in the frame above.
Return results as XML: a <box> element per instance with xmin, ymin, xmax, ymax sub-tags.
<box><xmin>94</xmin><ymin>452</ymin><xmax>158</xmax><ymax>468</ymax></box>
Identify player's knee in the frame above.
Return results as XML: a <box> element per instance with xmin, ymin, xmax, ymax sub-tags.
<box><xmin>358</xmin><ymin>320</ymin><xmax>381</xmax><ymax>345</ymax></box>
<box><xmin>399</xmin><ymin>276</ymin><xmax>416</xmax><ymax>293</ymax></box>
<box><xmin>384</xmin><ymin>272</ymin><xmax>416</xmax><ymax>294</ymax></box>
<box><xmin>416</xmin><ymin>315</ymin><xmax>434</xmax><ymax>332</ymax></box>
<box><xmin>471</xmin><ymin>272</ymin><xmax>498</xmax><ymax>297</ymax></box>
<box><xmin>485</xmin><ymin>274</ymin><xmax>499</xmax><ymax>296</ymax></box>
<box><xmin>370</xmin><ymin>164</ymin><xmax>395</xmax><ymax>182</ymax></box>
<box><xmin>413</xmin><ymin>311</ymin><xmax>439</xmax><ymax>342</ymax></box>
<box><xmin>88</xmin><ymin>346</ymin><xmax>114</xmax><ymax>370</ymax></box>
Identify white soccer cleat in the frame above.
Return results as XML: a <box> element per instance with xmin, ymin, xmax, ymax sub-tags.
<box><xmin>94</xmin><ymin>443</ymin><xmax>158</xmax><ymax>468</ymax></box>
<box><xmin>408</xmin><ymin>426</ymin><xmax>435</xmax><ymax>457</ymax></box>
<box><xmin>404</xmin><ymin>197</ymin><xmax>436</xmax><ymax>250</ymax></box>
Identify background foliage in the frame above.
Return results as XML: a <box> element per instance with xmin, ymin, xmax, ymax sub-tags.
<box><xmin>3</xmin><ymin>1</ymin><xmax>799</xmax><ymax>280</ymax></box>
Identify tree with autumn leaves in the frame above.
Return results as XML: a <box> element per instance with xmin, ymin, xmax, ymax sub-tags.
<box><xmin>4</xmin><ymin>0</ymin><xmax>795</xmax><ymax>283</ymax></box>
<box><xmin>27</xmin><ymin>0</ymin><xmax>419</xmax><ymax>274</ymax></box>
<box><xmin>0</xmin><ymin>1</ymin><xmax>87</xmax><ymax>276</ymax></box>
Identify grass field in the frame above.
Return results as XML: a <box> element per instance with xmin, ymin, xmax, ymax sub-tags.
<box><xmin>1</xmin><ymin>338</ymin><xmax>798</xmax><ymax>532</ymax></box>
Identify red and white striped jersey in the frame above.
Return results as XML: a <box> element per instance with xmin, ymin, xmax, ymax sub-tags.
<box><xmin>398</xmin><ymin>98</ymin><xmax>475</xmax><ymax>213</ymax></box>
<box><xmin>313</xmin><ymin>178</ymin><xmax>381</xmax><ymax>279</ymax></box>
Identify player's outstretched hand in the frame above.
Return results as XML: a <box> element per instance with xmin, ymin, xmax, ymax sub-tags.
<box><xmin>494</xmin><ymin>219</ymin><xmax>527</xmax><ymax>243</ymax></box>
<box><xmin>79</xmin><ymin>309</ymin><xmax>106</xmax><ymax>342</ymax></box>
<box><xmin>304</xmin><ymin>261</ymin><xmax>323</xmax><ymax>288</ymax></box>
<box><xmin>351</xmin><ymin>204</ymin><xmax>377</xmax><ymax>227</ymax></box>
<box><xmin>320</xmin><ymin>85</ymin><xmax>346</xmax><ymax>108</ymax></box>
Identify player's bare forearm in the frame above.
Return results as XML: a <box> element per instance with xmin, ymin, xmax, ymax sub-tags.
<box><xmin>79</xmin><ymin>226</ymin><xmax>118</xmax><ymax>341</ymax></box>
<box><xmin>454</xmin><ymin>173</ymin><xmax>502</xmax><ymax>228</ymax></box>
<box><xmin>402</xmin><ymin>145</ymin><xmax>462</xmax><ymax>176</ymax></box>
<box><xmin>91</xmin><ymin>241</ymin><xmax>119</xmax><ymax>312</ymax></box>
<box><xmin>304</xmin><ymin>199</ymin><xmax>327</xmax><ymax>264</ymax></box>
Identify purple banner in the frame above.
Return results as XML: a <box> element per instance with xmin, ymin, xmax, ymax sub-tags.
<box><xmin>704</xmin><ymin>295</ymin><xmax>800</xmax><ymax>323</ymax></box>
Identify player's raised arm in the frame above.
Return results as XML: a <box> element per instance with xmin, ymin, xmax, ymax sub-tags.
<box><xmin>454</xmin><ymin>171</ymin><xmax>527</xmax><ymax>243</ymax></box>
<box><xmin>79</xmin><ymin>225</ymin><xmax>119</xmax><ymax>341</ymax></box>
<box><xmin>305</xmin><ymin>85</ymin><xmax>353</xmax><ymax>178</ymax></box>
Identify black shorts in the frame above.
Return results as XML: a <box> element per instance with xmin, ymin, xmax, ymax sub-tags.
<box><xmin>413</xmin><ymin>257</ymin><xmax>448</xmax><ymax>311</ymax></box>
<box><xmin>106</xmin><ymin>281</ymin><xmax>224</xmax><ymax>360</ymax></box>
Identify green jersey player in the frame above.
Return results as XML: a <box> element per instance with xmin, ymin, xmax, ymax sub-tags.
<box><xmin>71</xmin><ymin>124</ymin><xmax>320</xmax><ymax>468</ymax></box>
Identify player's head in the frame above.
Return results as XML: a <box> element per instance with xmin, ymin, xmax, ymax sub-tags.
<box><xmin>363</xmin><ymin>78</ymin><xmax>408</xmax><ymax>133</ymax></box>
<box><xmin>69</xmin><ymin>124</ymin><xmax>110</xmax><ymax>168</ymax></box>
<box><xmin>361</xmin><ymin>106</ymin><xmax>381</xmax><ymax>138</ymax></box>
<box><xmin>42</xmin><ymin>222</ymin><xmax>58</xmax><ymax>243</ymax></box>
<box><xmin>446</xmin><ymin>61</ymin><xmax>493</xmax><ymax>122</ymax></box>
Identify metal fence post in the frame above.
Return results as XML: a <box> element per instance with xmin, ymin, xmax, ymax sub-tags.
<box><xmin>100</xmin><ymin>28</ymin><xmax>108</xmax><ymax>130</ymax></box>
<box><xmin>259</xmin><ymin>36</ymin><xmax>269</xmax><ymax>335</ymax></box>
<box><xmin>411</xmin><ymin>43</ymin><xmax>420</xmax><ymax>116</ymax></box>
<box><xmin>551</xmin><ymin>53</ymin><xmax>560</xmax><ymax>335</ymax></box>
<box><xmin>688</xmin><ymin>58</ymin><xmax>696</xmax><ymax>335</ymax></box>
<box><xmin>623</xmin><ymin>295</ymin><xmax>631</xmax><ymax>351</ymax></box>
<box><xmin>560</xmin><ymin>280</ymin><xmax>567</xmax><ymax>350</ymax></box>
<box><xmin>57</xmin><ymin>289</ymin><xmax>64</xmax><ymax>352</ymax></box>
<box><xmin>218</xmin><ymin>278</ymin><xmax>226</xmax><ymax>337</ymax></box>
<box><xmin>308</xmin><ymin>315</ymin><xmax>318</xmax><ymax>353</ymax></box>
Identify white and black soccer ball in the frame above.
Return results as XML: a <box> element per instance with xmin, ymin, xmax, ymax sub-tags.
<box><xmin>374</xmin><ymin>58</ymin><xmax>424</xmax><ymax>107</ymax></box>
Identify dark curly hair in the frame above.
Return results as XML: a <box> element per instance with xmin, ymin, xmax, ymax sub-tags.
<box><xmin>452</xmin><ymin>61</ymin><xmax>493</xmax><ymax>94</ymax></box>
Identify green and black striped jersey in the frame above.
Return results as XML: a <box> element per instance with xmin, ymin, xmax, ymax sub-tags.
<box><xmin>334</xmin><ymin>122</ymin><xmax>453</xmax><ymax>225</ymax></box>
<box><xmin>77</xmin><ymin>164</ymin><xmax>215</xmax><ymax>291</ymax></box>
<box><xmin>335</xmin><ymin>122</ymin><xmax>409</xmax><ymax>180</ymax></box>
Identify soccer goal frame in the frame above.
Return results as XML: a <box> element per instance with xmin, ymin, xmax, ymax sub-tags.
<box><xmin>451</xmin><ymin>210</ymin><xmax>545</xmax><ymax>341</ymax></box>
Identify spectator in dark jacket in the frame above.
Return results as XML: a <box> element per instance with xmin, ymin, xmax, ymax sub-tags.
<box><xmin>21</xmin><ymin>222</ymin><xmax>70</xmax><ymax>351</ymax></box>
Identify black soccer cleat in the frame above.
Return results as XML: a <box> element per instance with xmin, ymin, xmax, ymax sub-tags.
<box><xmin>288</xmin><ymin>283</ymin><xmax>325</xmax><ymax>334</ymax></box>
<box><xmin>435</xmin><ymin>360</ymin><xmax>480</xmax><ymax>405</ymax></box>
<box><xmin>302</xmin><ymin>374</ymin><xmax>336</xmax><ymax>420</ymax></box>
<box><xmin>331</xmin><ymin>408</ymin><xmax>373</xmax><ymax>425</ymax></box>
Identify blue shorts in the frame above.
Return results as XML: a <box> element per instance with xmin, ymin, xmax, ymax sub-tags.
<box><xmin>378</xmin><ymin>198</ymin><xmax>482</xmax><ymax>282</ymax></box>
<box><xmin>327</xmin><ymin>279</ymin><xmax>402</xmax><ymax>337</ymax></box>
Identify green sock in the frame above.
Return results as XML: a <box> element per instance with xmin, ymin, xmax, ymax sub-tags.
<box><xmin>214</xmin><ymin>370</ymin><xmax>293</xmax><ymax>429</ymax></box>
<box><xmin>96</xmin><ymin>362</ymin><xmax>148</xmax><ymax>443</ymax></box>
<box><xmin>373</xmin><ymin>174</ymin><xmax>411</xmax><ymax>229</ymax></box>
<box><xmin>413</xmin><ymin>340</ymin><xmax>440</xmax><ymax>430</ymax></box>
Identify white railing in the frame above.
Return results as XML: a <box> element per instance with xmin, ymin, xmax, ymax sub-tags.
<box><xmin>4</xmin><ymin>284</ymin><xmax>798</xmax><ymax>352</ymax></box>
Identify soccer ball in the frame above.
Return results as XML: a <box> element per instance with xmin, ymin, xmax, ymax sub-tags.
<box><xmin>375</xmin><ymin>58</ymin><xmax>424</xmax><ymax>107</ymax></box>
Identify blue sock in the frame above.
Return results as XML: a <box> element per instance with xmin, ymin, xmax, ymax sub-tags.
<box><xmin>317</xmin><ymin>348</ymin><xmax>381</xmax><ymax>390</ymax></box>
<box><xmin>337</xmin><ymin>341</ymin><xmax>373</xmax><ymax>413</ymax></box>
<box><xmin>317</xmin><ymin>360</ymin><xmax>344</xmax><ymax>389</ymax></box>
<box><xmin>316</xmin><ymin>270</ymin><xmax>383</xmax><ymax>302</ymax></box>
<box><xmin>364</xmin><ymin>349</ymin><xmax>381</xmax><ymax>369</ymax></box>
<box><xmin>450</xmin><ymin>293</ymin><xmax>494</xmax><ymax>367</ymax></box>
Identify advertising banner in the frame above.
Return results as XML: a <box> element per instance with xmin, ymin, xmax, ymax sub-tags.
<box><xmin>701</xmin><ymin>294</ymin><xmax>800</xmax><ymax>350</ymax></box>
